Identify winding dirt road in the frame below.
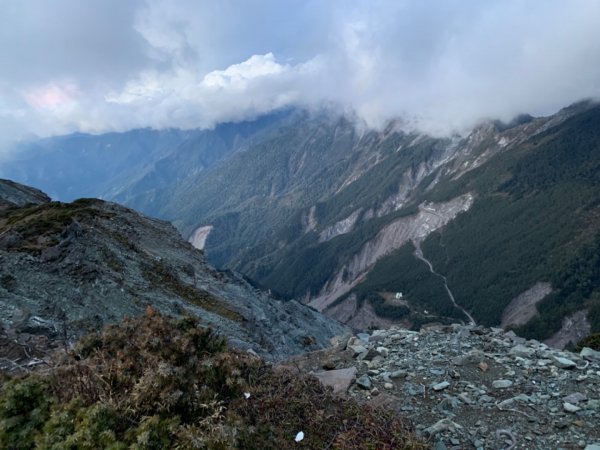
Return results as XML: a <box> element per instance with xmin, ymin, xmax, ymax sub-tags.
<box><xmin>413</xmin><ymin>240</ymin><xmax>476</xmax><ymax>326</ymax></box>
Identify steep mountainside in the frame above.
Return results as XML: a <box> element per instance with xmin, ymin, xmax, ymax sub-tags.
<box><xmin>0</xmin><ymin>179</ymin><xmax>347</xmax><ymax>361</ymax></box>
<box><xmin>5</xmin><ymin>102</ymin><xmax>600</xmax><ymax>347</ymax></box>
<box><xmin>125</xmin><ymin>101</ymin><xmax>600</xmax><ymax>346</ymax></box>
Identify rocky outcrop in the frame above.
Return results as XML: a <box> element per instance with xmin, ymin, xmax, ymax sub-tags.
<box><xmin>0</xmin><ymin>178</ymin><xmax>50</xmax><ymax>210</ymax></box>
<box><xmin>0</xmin><ymin>181</ymin><xmax>348</xmax><ymax>361</ymax></box>
<box><xmin>287</xmin><ymin>324</ymin><xmax>600</xmax><ymax>449</ymax></box>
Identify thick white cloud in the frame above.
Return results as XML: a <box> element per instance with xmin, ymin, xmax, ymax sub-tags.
<box><xmin>99</xmin><ymin>53</ymin><xmax>316</xmax><ymax>130</ymax></box>
<box><xmin>1</xmin><ymin>0</ymin><xmax>600</xmax><ymax>152</ymax></box>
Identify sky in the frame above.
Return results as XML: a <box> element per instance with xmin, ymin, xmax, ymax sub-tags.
<box><xmin>1</xmin><ymin>0</ymin><xmax>600</xmax><ymax>151</ymax></box>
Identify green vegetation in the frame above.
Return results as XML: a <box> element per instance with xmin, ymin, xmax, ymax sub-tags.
<box><xmin>258</xmin><ymin>204</ymin><xmax>421</xmax><ymax>299</ymax></box>
<box><xmin>0</xmin><ymin>199</ymin><xmax>110</xmax><ymax>254</ymax></box>
<box><xmin>312</xmin><ymin>134</ymin><xmax>438</xmax><ymax>226</ymax></box>
<box><xmin>160</xmin><ymin>116</ymin><xmax>441</xmax><ymax>294</ymax></box>
<box><xmin>246</xmin><ymin>136</ymin><xmax>448</xmax><ymax>295</ymax></box>
<box><xmin>417</xmin><ymin>106</ymin><xmax>600</xmax><ymax>335</ymax></box>
<box><xmin>0</xmin><ymin>311</ymin><xmax>426</xmax><ymax>450</ymax></box>
<box><xmin>263</xmin><ymin>105</ymin><xmax>600</xmax><ymax>336</ymax></box>
<box><xmin>513</xmin><ymin>232</ymin><xmax>600</xmax><ymax>339</ymax></box>
<box><xmin>367</xmin><ymin>294</ymin><xmax>411</xmax><ymax>320</ymax></box>
<box><xmin>421</xmin><ymin>189</ymin><xmax>583</xmax><ymax>326</ymax></box>
<box><xmin>575</xmin><ymin>333</ymin><xmax>600</xmax><ymax>351</ymax></box>
<box><xmin>589</xmin><ymin>302</ymin><xmax>600</xmax><ymax>334</ymax></box>
<box><xmin>196</xmin><ymin>105</ymin><xmax>600</xmax><ymax>338</ymax></box>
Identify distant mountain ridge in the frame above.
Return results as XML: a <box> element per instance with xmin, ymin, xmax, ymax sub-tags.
<box><xmin>1</xmin><ymin>109</ymin><xmax>294</xmax><ymax>203</ymax></box>
<box><xmin>4</xmin><ymin>101</ymin><xmax>600</xmax><ymax>347</ymax></box>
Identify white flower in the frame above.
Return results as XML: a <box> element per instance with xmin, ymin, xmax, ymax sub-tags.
<box><xmin>244</xmin><ymin>392</ymin><xmax>251</xmax><ymax>399</ymax></box>
<box><xmin>295</xmin><ymin>431</ymin><xmax>304</xmax><ymax>442</ymax></box>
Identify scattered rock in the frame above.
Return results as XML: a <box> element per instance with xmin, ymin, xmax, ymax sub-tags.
<box><xmin>313</xmin><ymin>367</ymin><xmax>357</xmax><ymax>395</ymax></box>
<box><xmin>510</xmin><ymin>344</ymin><xmax>534</xmax><ymax>358</ymax></box>
<box><xmin>355</xmin><ymin>374</ymin><xmax>372</xmax><ymax>390</ymax></box>
<box><xmin>298</xmin><ymin>323</ymin><xmax>600</xmax><ymax>449</ymax></box>
<box><xmin>564</xmin><ymin>402</ymin><xmax>582</xmax><ymax>413</ymax></box>
<box><xmin>423</xmin><ymin>418</ymin><xmax>463</xmax><ymax>436</ymax></box>
<box><xmin>492</xmin><ymin>379</ymin><xmax>513</xmax><ymax>389</ymax></box>
<box><xmin>564</xmin><ymin>392</ymin><xmax>587</xmax><ymax>404</ymax></box>
<box><xmin>458</xmin><ymin>392</ymin><xmax>474</xmax><ymax>404</ymax></box>
<box><xmin>356</xmin><ymin>333</ymin><xmax>370</xmax><ymax>344</ymax></box>
<box><xmin>434</xmin><ymin>441</ymin><xmax>448</xmax><ymax>450</ymax></box>
<box><xmin>390</xmin><ymin>370</ymin><xmax>407</xmax><ymax>379</ymax></box>
<box><xmin>348</xmin><ymin>344</ymin><xmax>368</xmax><ymax>357</ymax></box>
<box><xmin>553</xmin><ymin>356</ymin><xmax>577</xmax><ymax>369</ymax></box>
<box><xmin>376</xmin><ymin>346</ymin><xmax>389</xmax><ymax>357</ymax></box>
<box><xmin>433</xmin><ymin>381</ymin><xmax>450</xmax><ymax>391</ymax></box>
<box><xmin>581</xmin><ymin>347</ymin><xmax>600</xmax><ymax>361</ymax></box>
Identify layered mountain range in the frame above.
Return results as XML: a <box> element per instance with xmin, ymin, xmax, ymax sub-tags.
<box><xmin>3</xmin><ymin>100</ymin><xmax>600</xmax><ymax>347</ymax></box>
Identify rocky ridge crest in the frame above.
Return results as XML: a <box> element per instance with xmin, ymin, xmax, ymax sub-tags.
<box><xmin>0</xmin><ymin>179</ymin><xmax>348</xmax><ymax>365</ymax></box>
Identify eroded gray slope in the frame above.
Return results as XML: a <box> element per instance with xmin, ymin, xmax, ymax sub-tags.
<box><xmin>0</xmin><ymin>178</ymin><xmax>50</xmax><ymax>208</ymax></box>
<box><xmin>0</xmin><ymin>180</ymin><xmax>347</xmax><ymax>361</ymax></box>
<box><xmin>309</xmin><ymin>194</ymin><xmax>474</xmax><ymax>312</ymax></box>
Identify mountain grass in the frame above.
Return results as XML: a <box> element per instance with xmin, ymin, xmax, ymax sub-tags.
<box><xmin>0</xmin><ymin>199</ymin><xmax>111</xmax><ymax>254</ymax></box>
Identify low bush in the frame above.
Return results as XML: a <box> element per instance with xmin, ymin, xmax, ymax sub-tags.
<box><xmin>0</xmin><ymin>309</ymin><xmax>426</xmax><ymax>449</ymax></box>
<box><xmin>575</xmin><ymin>333</ymin><xmax>600</xmax><ymax>351</ymax></box>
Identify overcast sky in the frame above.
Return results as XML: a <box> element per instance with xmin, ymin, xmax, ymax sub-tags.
<box><xmin>1</xmin><ymin>0</ymin><xmax>600</xmax><ymax>150</ymax></box>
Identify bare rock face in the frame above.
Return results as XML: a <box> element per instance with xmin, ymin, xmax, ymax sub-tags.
<box><xmin>0</xmin><ymin>180</ymin><xmax>348</xmax><ymax>361</ymax></box>
<box><xmin>318</xmin><ymin>209</ymin><xmax>362</xmax><ymax>243</ymax></box>
<box><xmin>188</xmin><ymin>225</ymin><xmax>213</xmax><ymax>250</ymax></box>
<box><xmin>501</xmin><ymin>282</ymin><xmax>552</xmax><ymax>328</ymax></box>
<box><xmin>0</xmin><ymin>178</ymin><xmax>50</xmax><ymax>210</ymax></box>
<box><xmin>544</xmin><ymin>310</ymin><xmax>592</xmax><ymax>350</ymax></box>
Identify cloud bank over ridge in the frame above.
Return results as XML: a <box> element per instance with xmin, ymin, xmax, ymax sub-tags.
<box><xmin>2</xmin><ymin>0</ymin><xmax>600</xmax><ymax>146</ymax></box>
